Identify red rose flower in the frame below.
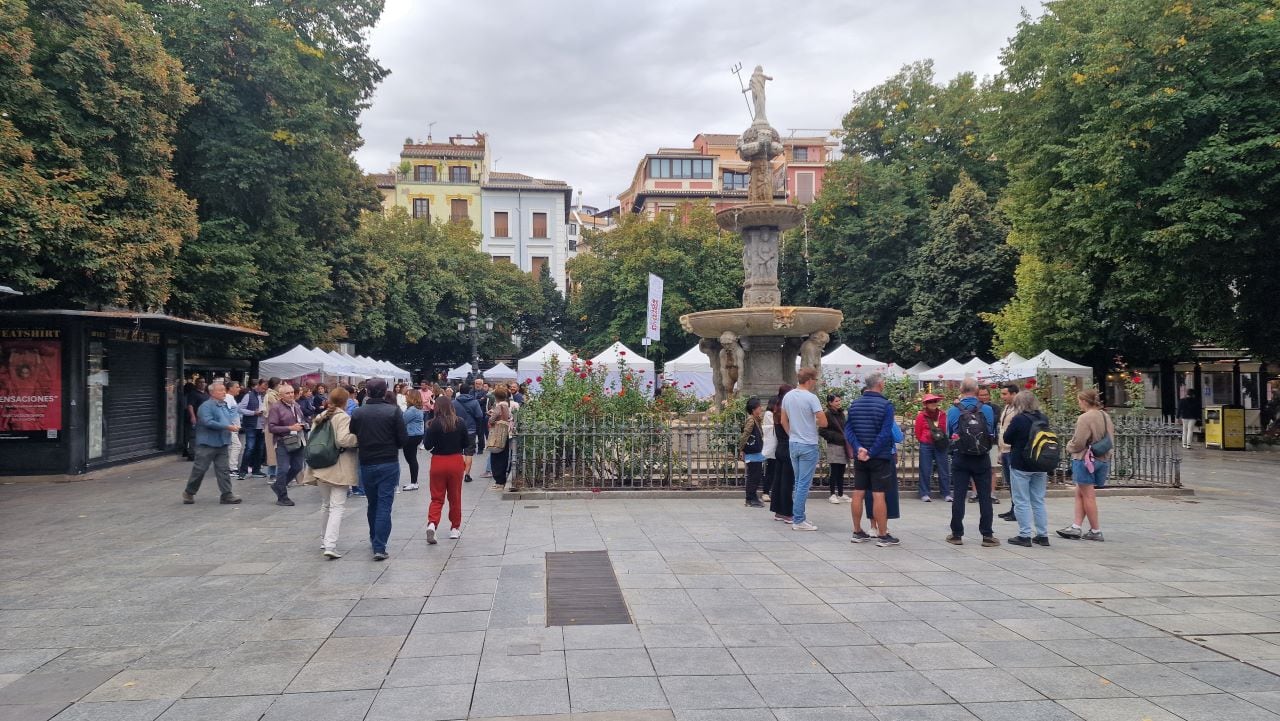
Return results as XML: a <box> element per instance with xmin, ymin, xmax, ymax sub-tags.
<box><xmin>619</xmin><ymin>350</ymin><xmax>626</xmax><ymax>356</ymax></box>
<box><xmin>1132</xmin><ymin>375</ymin><xmax>1142</xmax><ymax>383</ymax></box>
<box><xmin>585</xmin><ymin>359</ymin><xmax>593</xmax><ymax>366</ymax></box>
<box><xmin>536</xmin><ymin>376</ymin><xmax>543</xmax><ymax>382</ymax></box>
<box><xmin>856</xmin><ymin>364</ymin><xmax>862</xmax><ymax>368</ymax></box>
<box><xmin>1024</xmin><ymin>379</ymin><xmax>1037</xmax><ymax>389</ymax></box>
<box><xmin>579</xmin><ymin>372</ymin><xmax>588</xmax><ymax>379</ymax></box>
<box><xmin>524</xmin><ymin>378</ymin><xmax>532</xmax><ymax>384</ymax></box>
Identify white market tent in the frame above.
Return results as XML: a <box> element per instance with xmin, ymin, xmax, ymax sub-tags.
<box><xmin>820</xmin><ymin>344</ymin><xmax>888</xmax><ymax>382</ymax></box>
<box><xmin>920</xmin><ymin>358</ymin><xmax>967</xmax><ymax>382</ymax></box>
<box><xmin>904</xmin><ymin>361</ymin><xmax>933</xmax><ymax>379</ymax></box>
<box><xmin>591</xmin><ymin>341</ymin><xmax>655</xmax><ymax>391</ymax></box>
<box><xmin>484</xmin><ymin>362</ymin><xmax>518</xmax><ymax>381</ymax></box>
<box><xmin>320</xmin><ymin>350</ymin><xmax>363</xmax><ymax>378</ymax></box>
<box><xmin>1009</xmin><ymin>350</ymin><xmax>1093</xmax><ymax>380</ymax></box>
<box><xmin>259</xmin><ymin>345</ymin><xmax>330</xmax><ymax>380</ymax></box>
<box><xmin>446</xmin><ymin>362</ymin><xmax>472</xmax><ymax>381</ymax></box>
<box><xmin>981</xmin><ymin>352</ymin><xmax>1028</xmax><ymax>382</ymax></box>
<box><xmin>663</xmin><ymin>345</ymin><xmax>715</xmax><ymax>399</ymax></box>
<box><xmin>517</xmin><ymin>341</ymin><xmax>572</xmax><ymax>391</ymax></box>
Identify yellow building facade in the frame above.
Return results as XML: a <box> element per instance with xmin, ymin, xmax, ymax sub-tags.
<box><xmin>389</xmin><ymin>134</ymin><xmax>489</xmax><ymax>228</ymax></box>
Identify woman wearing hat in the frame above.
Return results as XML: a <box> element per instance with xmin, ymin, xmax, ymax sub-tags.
<box><xmin>914</xmin><ymin>394</ymin><xmax>952</xmax><ymax>502</ymax></box>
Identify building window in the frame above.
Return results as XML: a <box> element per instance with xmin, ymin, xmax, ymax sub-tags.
<box><xmin>648</xmin><ymin>157</ymin><xmax>712</xmax><ymax>179</ymax></box>
<box><xmin>793</xmin><ymin>146</ymin><xmax>809</xmax><ymax>162</ymax></box>
<box><xmin>531</xmin><ymin>256</ymin><xmax>548</xmax><ymax>278</ymax></box>
<box><xmin>796</xmin><ymin>171</ymin><xmax>816</xmax><ymax>204</ymax></box>
<box><xmin>568</xmin><ymin>222</ymin><xmax>578</xmax><ymax>235</ymax></box>
<box><xmin>723</xmin><ymin>171</ymin><xmax>749</xmax><ymax>190</ymax></box>
<box><xmin>532</xmin><ymin>212</ymin><xmax>548</xmax><ymax>239</ymax></box>
<box><xmin>493</xmin><ymin>211</ymin><xmax>509</xmax><ymax>238</ymax></box>
<box><xmin>413</xmin><ymin>165</ymin><xmax>436</xmax><ymax>182</ymax></box>
<box><xmin>412</xmin><ymin>198</ymin><xmax>429</xmax><ymax>219</ymax></box>
<box><xmin>492</xmin><ymin>256</ymin><xmax>512</xmax><ymax>263</ymax></box>
<box><xmin>449</xmin><ymin>166</ymin><xmax>471</xmax><ymax>183</ymax></box>
<box><xmin>450</xmin><ymin>198</ymin><xmax>468</xmax><ymax>222</ymax></box>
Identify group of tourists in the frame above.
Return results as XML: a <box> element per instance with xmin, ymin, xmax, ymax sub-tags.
<box><xmin>739</xmin><ymin>372</ymin><xmax>1115</xmax><ymax>547</ymax></box>
<box><xmin>182</xmin><ymin>372</ymin><xmax>525</xmax><ymax>560</ymax></box>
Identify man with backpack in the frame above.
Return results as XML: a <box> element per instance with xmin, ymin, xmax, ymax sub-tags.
<box><xmin>945</xmin><ymin>379</ymin><xmax>999</xmax><ymax>547</ymax></box>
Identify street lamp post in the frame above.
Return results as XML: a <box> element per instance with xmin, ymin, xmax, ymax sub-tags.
<box><xmin>455</xmin><ymin>301</ymin><xmax>494</xmax><ymax>375</ymax></box>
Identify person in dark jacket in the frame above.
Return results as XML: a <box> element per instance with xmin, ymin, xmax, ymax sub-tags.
<box><xmin>453</xmin><ymin>387</ymin><xmax>486</xmax><ymax>483</ymax></box>
<box><xmin>946</xmin><ymin>379</ymin><xmax>998</xmax><ymax>547</ymax></box>
<box><xmin>1177</xmin><ymin>388</ymin><xmax>1201</xmax><ymax>449</ymax></box>
<box><xmin>820</xmin><ymin>394</ymin><xmax>850</xmax><ymax>504</ymax></box>
<box><xmin>1001</xmin><ymin>390</ymin><xmax>1051</xmax><ymax>547</ymax></box>
<box><xmin>349</xmin><ymin>378</ymin><xmax>406</xmax><ymax>561</ymax></box>
<box><xmin>844</xmin><ymin>373</ymin><xmax>899</xmax><ymax>546</ymax></box>
<box><xmin>768</xmin><ymin>385</ymin><xmax>795</xmax><ymax>522</ymax></box>
<box><xmin>739</xmin><ymin>397</ymin><xmax>766</xmax><ymax>508</ymax></box>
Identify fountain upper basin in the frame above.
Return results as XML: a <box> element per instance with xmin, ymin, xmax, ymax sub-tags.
<box><xmin>679</xmin><ymin>306</ymin><xmax>842</xmax><ymax>338</ymax></box>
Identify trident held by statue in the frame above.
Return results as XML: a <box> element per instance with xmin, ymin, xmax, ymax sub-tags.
<box><xmin>730</xmin><ymin>62</ymin><xmax>754</xmax><ymax>121</ymax></box>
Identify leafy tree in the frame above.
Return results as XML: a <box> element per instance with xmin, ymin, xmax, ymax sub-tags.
<box><xmin>890</xmin><ymin>174</ymin><xmax>1015</xmax><ymax>363</ymax></box>
<box><xmin>334</xmin><ymin>209</ymin><xmax>542</xmax><ymax>373</ymax></box>
<box><xmin>517</xmin><ymin>263</ymin><xmax>568</xmax><ymax>352</ymax></box>
<box><xmin>566</xmin><ymin>204</ymin><xmax>742</xmax><ymax>358</ymax></box>
<box><xmin>989</xmin><ymin>0</ymin><xmax>1280</xmax><ymax>360</ymax></box>
<box><xmin>784</xmin><ymin>158</ymin><xmax>929</xmax><ymax>358</ymax></box>
<box><xmin>146</xmin><ymin>0</ymin><xmax>389</xmax><ymax>341</ymax></box>
<box><xmin>0</xmin><ymin>0</ymin><xmax>196</xmax><ymax>309</ymax></box>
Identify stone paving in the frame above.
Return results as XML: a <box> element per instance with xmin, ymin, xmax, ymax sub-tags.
<box><xmin>1</xmin><ymin>449</ymin><xmax>1280</xmax><ymax>720</ymax></box>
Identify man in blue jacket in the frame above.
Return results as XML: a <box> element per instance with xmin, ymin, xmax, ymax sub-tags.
<box><xmin>454</xmin><ymin>385</ymin><xmax>486</xmax><ymax>483</ymax></box>
<box><xmin>844</xmin><ymin>372</ymin><xmax>899</xmax><ymax>547</ymax></box>
<box><xmin>946</xmin><ymin>378</ymin><xmax>998</xmax><ymax>546</ymax></box>
<box><xmin>183</xmin><ymin>382</ymin><xmax>242</xmax><ymax>505</ymax></box>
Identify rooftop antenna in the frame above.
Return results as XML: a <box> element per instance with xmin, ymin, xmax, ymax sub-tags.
<box><xmin>426</xmin><ymin>121</ymin><xmax>436</xmax><ymax>143</ymax></box>
<box><xmin>729</xmin><ymin>62</ymin><xmax>753</xmax><ymax>120</ymax></box>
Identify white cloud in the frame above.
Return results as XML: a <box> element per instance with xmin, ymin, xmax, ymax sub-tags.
<box><xmin>355</xmin><ymin>0</ymin><xmax>1045</xmax><ymax>208</ymax></box>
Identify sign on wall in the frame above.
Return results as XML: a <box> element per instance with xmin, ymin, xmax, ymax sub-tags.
<box><xmin>0</xmin><ymin>329</ymin><xmax>62</xmax><ymax>440</ymax></box>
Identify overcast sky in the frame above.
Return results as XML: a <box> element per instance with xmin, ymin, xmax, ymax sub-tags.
<box><xmin>354</xmin><ymin>1</ymin><xmax>1046</xmax><ymax>209</ymax></box>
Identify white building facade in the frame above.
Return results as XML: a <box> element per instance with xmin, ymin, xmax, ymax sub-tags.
<box><xmin>480</xmin><ymin>173</ymin><xmax>574</xmax><ymax>292</ymax></box>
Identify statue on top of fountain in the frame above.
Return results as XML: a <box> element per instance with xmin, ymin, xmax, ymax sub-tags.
<box><xmin>737</xmin><ymin>66</ymin><xmax>785</xmax><ymax>205</ymax></box>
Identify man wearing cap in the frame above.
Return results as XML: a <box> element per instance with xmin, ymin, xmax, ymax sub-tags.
<box><xmin>914</xmin><ymin>394</ymin><xmax>952</xmax><ymax>502</ymax></box>
<box><xmin>350</xmin><ymin>378</ymin><xmax>407</xmax><ymax>560</ymax></box>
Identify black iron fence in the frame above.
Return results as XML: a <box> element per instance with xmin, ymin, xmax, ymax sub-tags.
<box><xmin>513</xmin><ymin>414</ymin><xmax>1181</xmax><ymax>491</ymax></box>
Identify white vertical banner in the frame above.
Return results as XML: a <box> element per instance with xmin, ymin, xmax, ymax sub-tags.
<box><xmin>645</xmin><ymin>273</ymin><xmax>664</xmax><ymax>341</ymax></box>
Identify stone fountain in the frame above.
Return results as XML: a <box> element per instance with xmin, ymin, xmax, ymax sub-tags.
<box><xmin>679</xmin><ymin>65</ymin><xmax>842</xmax><ymax>402</ymax></box>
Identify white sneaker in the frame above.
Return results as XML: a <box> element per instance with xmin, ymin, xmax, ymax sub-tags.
<box><xmin>828</xmin><ymin>495</ymin><xmax>841</xmax><ymax>504</ymax></box>
<box><xmin>426</xmin><ymin>523</ymin><xmax>437</xmax><ymax>545</ymax></box>
<box><xmin>838</xmin><ymin>495</ymin><xmax>852</xmax><ymax>502</ymax></box>
<box><xmin>323</xmin><ymin>549</ymin><xmax>342</xmax><ymax>559</ymax></box>
<box><xmin>401</xmin><ymin>483</ymin><xmax>419</xmax><ymax>491</ymax></box>
<box><xmin>792</xmin><ymin>521</ymin><xmax>818</xmax><ymax>531</ymax></box>
<box><xmin>761</xmin><ymin>493</ymin><xmax>771</xmax><ymax>502</ymax></box>
<box><xmin>449</xmin><ymin>528</ymin><xmax>461</xmax><ymax>540</ymax></box>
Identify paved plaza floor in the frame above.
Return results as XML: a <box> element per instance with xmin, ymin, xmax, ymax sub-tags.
<box><xmin>2</xmin><ymin>449</ymin><xmax>1280</xmax><ymax>720</ymax></box>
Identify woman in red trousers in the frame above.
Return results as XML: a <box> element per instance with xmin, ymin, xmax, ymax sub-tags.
<box><xmin>423</xmin><ymin>396</ymin><xmax>470</xmax><ymax>544</ymax></box>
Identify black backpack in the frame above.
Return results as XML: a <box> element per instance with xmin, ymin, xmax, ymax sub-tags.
<box><xmin>955</xmin><ymin>406</ymin><xmax>993</xmax><ymax>456</ymax></box>
<box><xmin>741</xmin><ymin>421</ymin><xmax>763</xmax><ymax>455</ymax></box>
<box><xmin>1021</xmin><ymin>411</ymin><xmax>1062</xmax><ymax>472</ymax></box>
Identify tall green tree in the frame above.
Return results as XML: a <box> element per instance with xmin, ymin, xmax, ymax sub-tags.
<box><xmin>517</xmin><ymin>263</ymin><xmax>568</xmax><ymax>352</ymax></box>
<box><xmin>0</xmin><ymin>0</ymin><xmax>196</xmax><ymax>309</ymax></box>
<box><xmin>146</xmin><ymin>0</ymin><xmax>388</xmax><ymax>340</ymax></box>
<box><xmin>890</xmin><ymin>174</ymin><xmax>1015</xmax><ymax>362</ymax></box>
<box><xmin>566</xmin><ymin>204</ymin><xmax>742</xmax><ymax>358</ymax></box>
<box><xmin>989</xmin><ymin>0</ymin><xmax>1280</xmax><ymax>361</ymax></box>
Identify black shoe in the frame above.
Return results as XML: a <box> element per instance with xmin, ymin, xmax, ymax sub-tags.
<box><xmin>981</xmin><ymin>536</ymin><xmax>1001</xmax><ymax>547</ymax></box>
<box><xmin>1033</xmin><ymin>536</ymin><xmax>1051</xmax><ymax>547</ymax></box>
<box><xmin>745</xmin><ymin>500</ymin><xmax>764</xmax><ymax>508</ymax></box>
<box><xmin>220</xmin><ymin>495</ymin><xmax>242</xmax><ymax>504</ymax></box>
<box><xmin>372</xmin><ymin>551</ymin><xmax>389</xmax><ymax>561</ymax></box>
<box><xmin>276</xmin><ymin>498</ymin><xmax>295</xmax><ymax>507</ymax></box>
<box><xmin>851</xmin><ymin>531</ymin><xmax>873</xmax><ymax>543</ymax></box>
<box><xmin>1008</xmin><ymin>536</ymin><xmax>1033</xmax><ymax>547</ymax></box>
<box><xmin>999</xmin><ymin>512</ymin><xmax>1016</xmax><ymax>522</ymax></box>
<box><xmin>968</xmin><ymin>495</ymin><xmax>977</xmax><ymax>504</ymax></box>
<box><xmin>464</xmin><ymin>474</ymin><xmax>473</xmax><ymax>483</ymax></box>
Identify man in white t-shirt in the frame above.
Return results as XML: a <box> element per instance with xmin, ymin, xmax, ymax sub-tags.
<box><xmin>781</xmin><ymin>366</ymin><xmax>828</xmax><ymax>531</ymax></box>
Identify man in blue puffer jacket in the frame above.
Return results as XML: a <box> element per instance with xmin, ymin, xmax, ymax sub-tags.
<box><xmin>844</xmin><ymin>372</ymin><xmax>899</xmax><ymax>547</ymax></box>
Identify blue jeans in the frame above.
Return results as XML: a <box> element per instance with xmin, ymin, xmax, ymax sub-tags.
<box><xmin>789</xmin><ymin>443</ymin><xmax>820</xmax><ymax>524</ymax></box>
<box><xmin>1071</xmin><ymin>459</ymin><xmax>1109</xmax><ymax>487</ymax></box>
<box><xmin>238</xmin><ymin>428</ymin><xmax>263</xmax><ymax>474</ymax></box>
<box><xmin>360</xmin><ymin>462</ymin><xmax>399</xmax><ymax>553</ymax></box>
<box><xmin>918</xmin><ymin>444</ymin><xmax>951</xmax><ymax>498</ymax></box>
<box><xmin>1008</xmin><ymin>467</ymin><xmax>1048</xmax><ymax>538</ymax></box>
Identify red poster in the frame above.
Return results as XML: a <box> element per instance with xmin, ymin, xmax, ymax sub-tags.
<box><xmin>0</xmin><ymin>331</ymin><xmax>62</xmax><ymax>439</ymax></box>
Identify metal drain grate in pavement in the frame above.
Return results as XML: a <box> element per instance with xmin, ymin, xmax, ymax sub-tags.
<box><xmin>545</xmin><ymin>550</ymin><xmax>632</xmax><ymax>626</ymax></box>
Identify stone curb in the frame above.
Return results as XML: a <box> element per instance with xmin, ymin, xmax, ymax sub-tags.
<box><xmin>503</xmin><ymin>486</ymin><xmax>1195</xmax><ymax>501</ymax></box>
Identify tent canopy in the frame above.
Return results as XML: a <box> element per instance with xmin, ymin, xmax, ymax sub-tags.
<box><xmin>517</xmin><ymin>341</ymin><xmax>573</xmax><ymax>390</ymax></box>
<box><xmin>820</xmin><ymin>344</ymin><xmax>887</xmax><ymax>381</ymax></box>
<box><xmin>259</xmin><ymin>345</ymin><xmax>329</xmax><ymax>380</ymax></box>
<box><xmin>1010</xmin><ymin>350</ymin><xmax>1093</xmax><ymax>379</ymax></box>
<box><xmin>921</xmin><ymin>358</ymin><xmax>966</xmax><ymax>381</ymax></box>
<box><xmin>591</xmin><ymin>341</ymin><xmax>655</xmax><ymax>391</ymax></box>
<box><xmin>663</xmin><ymin>345</ymin><xmax>715</xmax><ymax>399</ymax></box>
<box><xmin>446</xmin><ymin>362</ymin><xmax>472</xmax><ymax>380</ymax></box>
<box><xmin>904</xmin><ymin>361</ymin><xmax>932</xmax><ymax>378</ymax></box>
<box><xmin>484</xmin><ymin>362</ymin><xmax>517</xmax><ymax>380</ymax></box>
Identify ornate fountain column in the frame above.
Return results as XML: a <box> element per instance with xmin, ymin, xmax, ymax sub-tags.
<box><xmin>679</xmin><ymin>66</ymin><xmax>842</xmax><ymax>403</ymax></box>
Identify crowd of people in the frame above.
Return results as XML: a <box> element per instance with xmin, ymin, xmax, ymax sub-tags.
<box><xmin>182</xmin><ymin>373</ymin><xmax>527</xmax><ymax>560</ymax></box>
<box><xmin>738</xmin><ymin>372</ymin><xmax>1116</xmax><ymax>548</ymax></box>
